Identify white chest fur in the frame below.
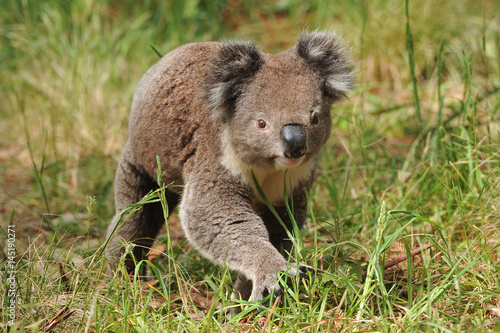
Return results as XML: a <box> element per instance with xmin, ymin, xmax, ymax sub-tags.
<box><xmin>248</xmin><ymin>161</ymin><xmax>315</xmax><ymax>204</ymax></box>
<box><xmin>220</xmin><ymin>130</ymin><xmax>315</xmax><ymax>204</ymax></box>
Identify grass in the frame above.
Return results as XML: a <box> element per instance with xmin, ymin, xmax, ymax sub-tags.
<box><xmin>1</xmin><ymin>0</ymin><xmax>499</xmax><ymax>331</ymax></box>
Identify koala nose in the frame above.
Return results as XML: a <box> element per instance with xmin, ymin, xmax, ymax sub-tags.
<box><xmin>282</xmin><ymin>124</ymin><xmax>307</xmax><ymax>159</ymax></box>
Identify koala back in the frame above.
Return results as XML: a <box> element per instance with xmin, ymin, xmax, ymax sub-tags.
<box><xmin>126</xmin><ymin>42</ymin><xmax>221</xmax><ymax>186</ymax></box>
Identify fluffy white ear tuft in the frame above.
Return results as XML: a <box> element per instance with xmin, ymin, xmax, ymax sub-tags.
<box><xmin>326</xmin><ymin>73</ymin><xmax>355</xmax><ymax>95</ymax></box>
<box><xmin>296</xmin><ymin>31</ymin><xmax>356</xmax><ymax>99</ymax></box>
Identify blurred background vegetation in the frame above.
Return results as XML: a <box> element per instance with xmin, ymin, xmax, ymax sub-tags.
<box><xmin>0</xmin><ymin>0</ymin><xmax>499</xmax><ymax>330</ymax></box>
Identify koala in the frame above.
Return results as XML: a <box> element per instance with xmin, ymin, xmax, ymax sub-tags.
<box><xmin>106</xmin><ymin>31</ymin><xmax>355</xmax><ymax>303</ymax></box>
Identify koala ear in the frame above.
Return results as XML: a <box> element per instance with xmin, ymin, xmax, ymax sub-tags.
<box><xmin>296</xmin><ymin>31</ymin><xmax>356</xmax><ymax>100</ymax></box>
<box><xmin>207</xmin><ymin>41</ymin><xmax>263</xmax><ymax>118</ymax></box>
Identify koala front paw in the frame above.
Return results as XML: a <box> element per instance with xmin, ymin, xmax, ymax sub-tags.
<box><xmin>249</xmin><ymin>263</ymin><xmax>310</xmax><ymax>303</ymax></box>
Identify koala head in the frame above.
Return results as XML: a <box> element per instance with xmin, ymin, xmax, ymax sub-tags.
<box><xmin>208</xmin><ymin>31</ymin><xmax>355</xmax><ymax>171</ymax></box>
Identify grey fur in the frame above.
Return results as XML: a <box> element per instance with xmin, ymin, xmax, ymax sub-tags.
<box><xmin>106</xmin><ymin>32</ymin><xmax>355</xmax><ymax>303</ymax></box>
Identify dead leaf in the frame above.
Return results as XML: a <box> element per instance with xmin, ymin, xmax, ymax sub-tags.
<box><xmin>148</xmin><ymin>244</ymin><xmax>166</xmax><ymax>262</ymax></box>
<box><xmin>490</xmin><ymin>308</ymin><xmax>500</xmax><ymax>318</ymax></box>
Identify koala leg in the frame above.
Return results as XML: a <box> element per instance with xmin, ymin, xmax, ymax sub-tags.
<box><xmin>106</xmin><ymin>145</ymin><xmax>180</xmax><ymax>274</ymax></box>
<box><xmin>264</xmin><ymin>206</ymin><xmax>303</xmax><ymax>255</ymax></box>
<box><xmin>180</xmin><ymin>176</ymin><xmax>307</xmax><ymax>303</ymax></box>
<box><xmin>257</xmin><ymin>190</ymin><xmax>308</xmax><ymax>256</ymax></box>
<box><xmin>233</xmin><ymin>274</ymin><xmax>252</xmax><ymax>301</ymax></box>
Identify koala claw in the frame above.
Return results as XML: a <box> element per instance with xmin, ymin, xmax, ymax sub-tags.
<box><xmin>249</xmin><ymin>263</ymin><xmax>311</xmax><ymax>304</ymax></box>
<box><xmin>249</xmin><ymin>275</ymin><xmax>282</xmax><ymax>303</ymax></box>
<box><xmin>290</xmin><ymin>263</ymin><xmax>311</xmax><ymax>279</ymax></box>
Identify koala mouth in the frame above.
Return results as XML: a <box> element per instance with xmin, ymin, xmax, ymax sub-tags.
<box><xmin>275</xmin><ymin>155</ymin><xmax>305</xmax><ymax>169</ymax></box>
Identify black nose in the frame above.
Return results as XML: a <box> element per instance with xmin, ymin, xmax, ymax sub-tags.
<box><xmin>282</xmin><ymin>124</ymin><xmax>307</xmax><ymax>159</ymax></box>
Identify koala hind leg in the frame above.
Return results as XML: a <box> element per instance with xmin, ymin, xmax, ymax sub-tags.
<box><xmin>258</xmin><ymin>203</ymin><xmax>307</xmax><ymax>257</ymax></box>
<box><xmin>106</xmin><ymin>145</ymin><xmax>180</xmax><ymax>274</ymax></box>
<box><xmin>233</xmin><ymin>274</ymin><xmax>252</xmax><ymax>301</ymax></box>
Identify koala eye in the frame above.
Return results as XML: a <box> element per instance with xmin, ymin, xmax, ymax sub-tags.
<box><xmin>257</xmin><ymin>119</ymin><xmax>267</xmax><ymax>129</ymax></box>
<box><xmin>311</xmin><ymin>113</ymin><xmax>320</xmax><ymax>125</ymax></box>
